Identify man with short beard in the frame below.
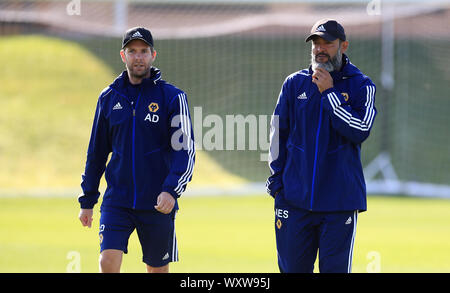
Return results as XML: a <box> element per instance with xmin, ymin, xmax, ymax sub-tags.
<box><xmin>267</xmin><ymin>19</ymin><xmax>377</xmax><ymax>273</ymax></box>
<box><xmin>78</xmin><ymin>27</ymin><xmax>195</xmax><ymax>273</ymax></box>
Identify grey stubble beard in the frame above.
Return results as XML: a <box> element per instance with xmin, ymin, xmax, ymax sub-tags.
<box><xmin>311</xmin><ymin>47</ymin><xmax>342</xmax><ymax>72</ymax></box>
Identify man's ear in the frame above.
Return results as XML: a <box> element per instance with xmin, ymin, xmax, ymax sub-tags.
<box><xmin>120</xmin><ymin>49</ymin><xmax>126</xmax><ymax>63</ymax></box>
<box><xmin>151</xmin><ymin>49</ymin><xmax>157</xmax><ymax>62</ymax></box>
<box><xmin>341</xmin><ymin>41</ymin><xmax>349</xmax><ymax>54</ymax></box>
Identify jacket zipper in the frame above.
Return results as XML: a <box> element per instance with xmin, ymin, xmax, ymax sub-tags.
<box><xmin>132</xmin><ymin>93</ymin><xmax>141</xmax><ymax>209</ymax></box>
<box><xmin>310</xmin><ymin>98</ymin><xmax>323</xmax><ymax>211</ymax></box>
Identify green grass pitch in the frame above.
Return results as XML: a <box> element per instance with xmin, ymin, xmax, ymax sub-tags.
<box><xmin>1</xmin><ymin>195</ymin><xmax>450</xmax><ymax>273</ymax></box>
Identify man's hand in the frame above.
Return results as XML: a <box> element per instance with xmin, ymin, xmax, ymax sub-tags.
<box><xmin>154</xmin><ymin>192</ymin><xmax>175</xmax><ymax>214</ymax></box>
<box><xmin>312</xmin><ymin>68</ymin><xmax>333</xmax><ymax>93</ymax></box>
<box><xmin>79</xmin><ymin>208</ymin><xmax>93</xmax><ymax>228</ymax></box>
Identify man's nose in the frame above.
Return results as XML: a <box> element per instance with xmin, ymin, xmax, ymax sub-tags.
<box><xmin>315</xmin><ymin>45</ymin><xmax>326</xmax><ymax>53</ymax></box>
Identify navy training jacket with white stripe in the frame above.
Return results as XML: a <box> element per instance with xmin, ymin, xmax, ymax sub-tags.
<box><xmin>266</xmin><ymin>55</ymin><xmax>376</xmax><ymax>212</ymax></box>
<box><xmin>79</xmin><ymin>67</ymin><xmax>195</xmax><ymax>210</ymax></box>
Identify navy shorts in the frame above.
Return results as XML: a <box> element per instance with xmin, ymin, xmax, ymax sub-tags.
<box><xmin>99</xmin><ymin>205</ymin><xmax>178</xmax><ymax>268</ymax></box>
<box><xmin>275</xmin><ymin>192</ymin><xmax>358</xmax><ymax>273</ymax></box>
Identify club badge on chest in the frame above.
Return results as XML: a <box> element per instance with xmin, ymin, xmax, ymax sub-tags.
<box><xmin>145</xmin><ymin>102</ymin><xmax>160</xmax><ymax>123</ymax></box>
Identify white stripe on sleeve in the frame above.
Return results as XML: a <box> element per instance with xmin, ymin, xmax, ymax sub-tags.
<box><xmin>327</xmin><ymin>86</ymin><xmax>375</xmax><ymax>132</ymax></box>
<box><xmin>174</xmin><ymin>93</ymin><xmax>195</xmax><ymax>195</ymax></box>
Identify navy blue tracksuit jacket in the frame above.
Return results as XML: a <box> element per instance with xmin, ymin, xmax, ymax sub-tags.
<box><xmin>267</xmin><ymin>55</ymin><xmax>376</xmax><ymax>212</ymax></box>
<box><xmin>79</xmin><ymin>67</ymin><xmax>195</xmax><ymax>210</ymax></box>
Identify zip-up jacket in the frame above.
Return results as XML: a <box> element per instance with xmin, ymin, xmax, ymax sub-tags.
<box><xmin>79</xmin><ymin>68</ymin><xmax>195</xmax><ymax>210</ymax></box>
<box><xmin>266</xmin><ymin>55</ymin><xmax>376</xmax><ymax>212</ymax></box>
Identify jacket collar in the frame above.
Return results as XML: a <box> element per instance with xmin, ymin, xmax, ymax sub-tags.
<box><xmin>110</xmin><ymin>66</ymin><xmax>162</xmax><ymax>91</ymax></box>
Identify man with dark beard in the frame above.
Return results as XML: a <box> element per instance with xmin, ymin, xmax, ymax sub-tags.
<box><xmin>78</xmin><ymin>27</ymin><xmax>195</xmax><ymax>273</ymax></box>
<box><xmin>267</xmin><ymin>19</ymin><xmax>377</xmax><ymax>273</ymax></box>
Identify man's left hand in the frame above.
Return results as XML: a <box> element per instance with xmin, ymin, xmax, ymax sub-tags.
<box><xmin>312</xmin><ymin>68</ymin><xmax>333</xmax><ymax>93</ymax></box>
<box><xmin>154</xmin><ymin>192</ymin><xmax>175</xmax><ymax>214</ymax></box>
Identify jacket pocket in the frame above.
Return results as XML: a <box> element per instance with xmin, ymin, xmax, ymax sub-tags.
<box><xmin>104</xmin><ymin>151</ymin><xmax>128</xmax><ymax>187</ymax></box>
<box><xmin>283</xmin><ymin>144</ymin><xmax>308</xmax><ymax>189</ymax></box>
<box><xmin>137</xmin><ymin>149</ymin><xmax>169</xmax><ymax>203</ymax></box>
<box><xmin>288</xmin><ymin>141</ymin><xmax>305</xmax><ymax>153</ymax></box>
<box><xmin>285</xmin><ymin>142</ymin><xmax>306</xmax><ymax>176</ymax></box>
<box><xmin>104</xmin><ymin>151</ymin><xmax>132</xmax><ymax>204</ymax></box>
<box><xmin>327</xmin><ymin>144</ymin><xmax>346</xmax><ymax>155</ymax></box>
<box><xmin>144</xmin><ymin>147</ymin><xmax>163</xmax><ymax>156</ymax></box>
<box><xmin>323</xmin><ymin>143</ymin><xmax>353</xmax><ymax>195</ymax></box>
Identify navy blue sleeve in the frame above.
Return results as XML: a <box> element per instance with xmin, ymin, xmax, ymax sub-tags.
<box><xmin>321</xmin><ymin>80</ymin><xmax>377</xmax><ymax>144</ymax></box>
<box><xmin>266</xmin><ymin>78</ymin><xmax>290</xmax><ymax>197</ymax></box>
<box><xmin>162</xmin><ymin>92</ymin><xmax>195</xmax><ymax>199</ymax></box>
<box><xmin>78</xmin><ymin>95</ymin><xmax>111</xmax><ymax>209</ymax></box>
